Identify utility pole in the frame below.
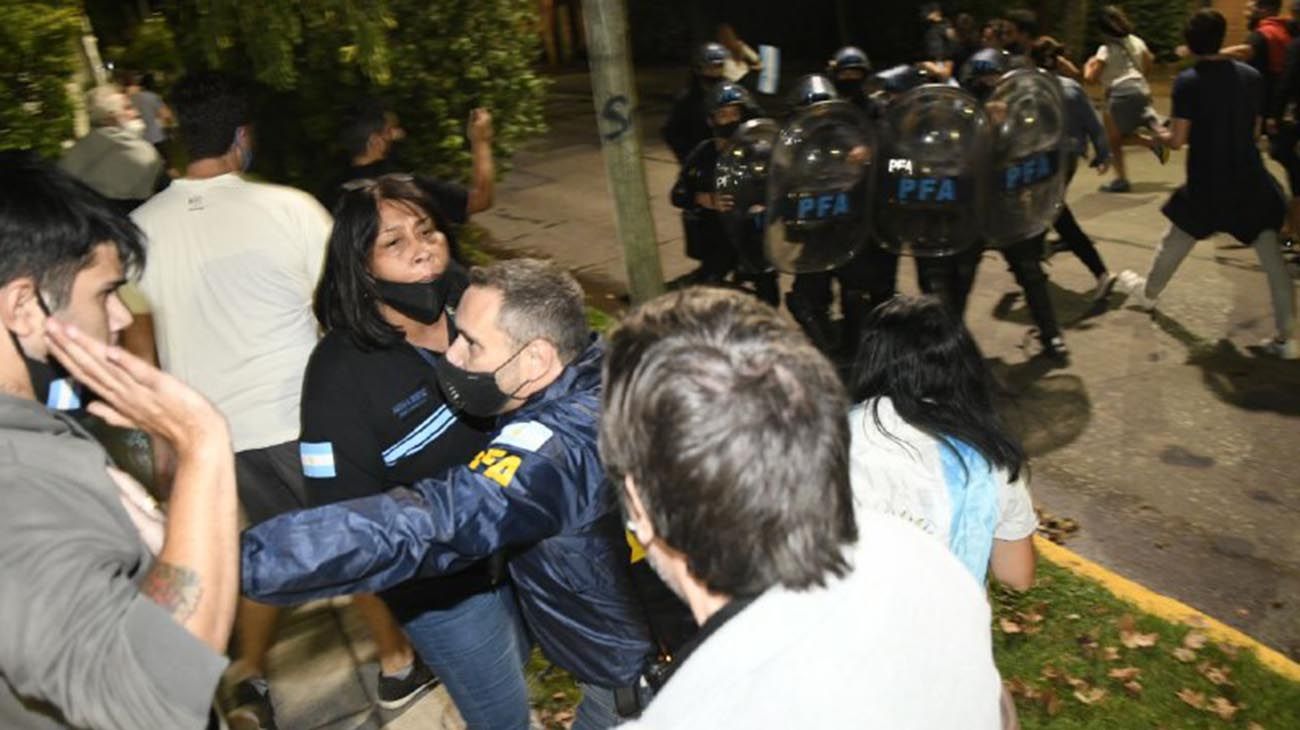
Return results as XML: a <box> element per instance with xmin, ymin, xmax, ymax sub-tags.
<box><xmin>581</xmin><ymin>0</ymin><xmax>665</xmax><ymax>303</ymax></box>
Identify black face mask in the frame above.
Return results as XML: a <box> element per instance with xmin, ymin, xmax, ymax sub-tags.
<box><xmin>834</xmin><ymin>80</ymin><xmax>865</xmax><ymax>101</ymax></box>
<box><xmin>374</xmin><ymin>276</ymin><xmax>454</xmax><ymax>325</ymax></box>
<box><xmin>6</xmin><ymin>314</ymin><xmax>82</xmax><ymax>413</ymax></box>
<box><xmin>430</xmin><ymin>345</ymin><xmax>532</xmax><ymax>417</ymax></box>
<box><xmin>712</xmin><ymin>121</ymin><xmax>741</xmax><ymax>140</ymax></box>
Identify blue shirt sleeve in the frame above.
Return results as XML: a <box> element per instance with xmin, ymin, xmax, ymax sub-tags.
<box><xmin>1171</xmin><ymin>70</ymin><xmax>1195</xmax><ymax>122</ymax></box>
<box><xmin>240</xmin><ymin>437</ymin><xmax>574</xmax><ymax>605</ymax></box>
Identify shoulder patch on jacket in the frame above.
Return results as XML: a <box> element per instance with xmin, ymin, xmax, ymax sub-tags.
<box><xmin>300</xmin><ymin>442</ymin><xmax>337</xmax><ymax>478</ymax></box>
<box><xmin>491</xmin><ymin>420</ymin><xmax>554</xmax><ymax>453</ymax></box>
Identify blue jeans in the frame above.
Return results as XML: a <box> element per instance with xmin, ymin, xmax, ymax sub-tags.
<box><xmin>573</xmin><ymin>682</ymin><xmax>626</xmax><ymax>730</ymax></box>
<box><xmin>401</xmin><ymin>584</ymin><xmax>531</xmax><ymax>729</ymax></box>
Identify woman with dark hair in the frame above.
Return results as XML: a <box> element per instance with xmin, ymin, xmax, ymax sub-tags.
<box><xmin>300</xmin><ymin>174</ymin><xmax>531</xmax><ymax>726</ymax></box>
<box><xmin>1084</xmin><ymin>4</ymin><xmax>1168</xmax><ymax>193</ymax></box>
<box><xmin>848</xmin><ymin>296</ymin><xmax>1037</xmax><ymax>589</ymax></box>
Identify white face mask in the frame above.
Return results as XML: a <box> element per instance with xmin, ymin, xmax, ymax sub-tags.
<box><xmin>123</xmin><ymin>118</ymin><xmax>147</xmax><ymax>138</ymax></box>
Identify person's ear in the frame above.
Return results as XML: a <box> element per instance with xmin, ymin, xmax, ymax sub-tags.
<box><xmin>524</xmin><ymin>338</ymin><xmax>559</xmax><ymax>379</ymax></box>
<box><xmin>622</xmin><ymin>474</ymin><xmax>656</xmax><ymax>547</ymax></box>
<box><xmin>0</xmin><ymin>278</ymin><xmax>46</xmax><ymax>339</ymax></box>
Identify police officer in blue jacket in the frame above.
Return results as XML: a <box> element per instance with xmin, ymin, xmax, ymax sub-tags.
<box><xmin>242</xmin><ymin>259</ymin><xmax>665</xmax><ymax>728</ymax></box>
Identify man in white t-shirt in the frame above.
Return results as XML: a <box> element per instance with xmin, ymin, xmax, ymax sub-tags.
<box><xmin>127</xmin><ymin>71</ymin><xmax>330</xmax><ymax>730</ymax></box>
<box><xmin>600</xmin><ymin>288</ymin><xmax>1003</xmax><ymax>729</ymax></box>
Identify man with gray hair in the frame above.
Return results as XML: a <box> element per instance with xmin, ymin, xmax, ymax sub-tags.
<box><xmin>241</xmin><ymin>258</ymin><xmax>663</xmax><ymax>727</ymax></box>
<box><xmin>59</xmin><ymin>85</ymin><xmax>163</xmax><ymax>210</ymax></box>
<box><xmin>600</xmin><ymin>287</ymin><xmax>1004</xmax><ymax>728</ymax></box>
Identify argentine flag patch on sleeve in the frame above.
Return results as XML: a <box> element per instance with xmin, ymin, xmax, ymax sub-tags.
<box><xmin>300</xmin><ymin>442</ymin><xmax>337</xmax><ymax>478</ymax></box>
<box><xmin>491</xmin><ymin>421</ymin><xmax>554</xmax><ymax>453</ymax></box>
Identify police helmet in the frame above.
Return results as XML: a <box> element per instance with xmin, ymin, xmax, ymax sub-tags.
<box><xmin>788</xmin><ymin>74</ymin><xmax>838</xmax><ymax>108</ymax></box>
<box><xmin>960</xmin><ymin>48</ymin><xmax>1010</xmax><ymax>89</ymax></box>
<box><xmin>873</xmin><ymin>64</ymin><xmax>926</xmax><ymax>95</ymax></box>
<box><xmin>694</xmin><ymin>42</ymin><xmax>730</xmax><ymax>73</ymax></box>
<box><xmin>708</xmin><ymin>81</ymin><xmax>755</xmax><ymax>116</ymax></box>
<box><xmin>830</xmin><ymin>46</ymin><xmax>872</xmax><ymax>75</ymax></box>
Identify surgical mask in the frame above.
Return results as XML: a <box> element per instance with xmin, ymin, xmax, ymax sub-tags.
<box><xmin>373</xmin><ymin>276</ymin><xmax>454</xmax><ymax>325</ymax></box>
<box><xmin>123</xmin><ymin>118</ymin><xmax>147</xmax><ymax>138</ymax></box>
<box><xmin>431</xmin><ymin>345</ymin><xmax>532</xmax><ymax>417</ymax></box>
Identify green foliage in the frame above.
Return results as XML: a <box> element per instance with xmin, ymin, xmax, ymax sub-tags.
<box><xmin>160</xmin><ymin>0</ymin><xmax>547</xmax><ymax>190</ymax></box>
<box><xmin>106</xmin><ymin>14</ymin><xmax>184</xmax><ymax>80</ymax></box>
<box><xmin>0</xmin><ymin>1</ymin><xmax>81</xmax><ymax>157</ymax></box>
<box><xmin>1085</xmin><ymin>1</ymin><xmax>1192</xmax><ymax>61</ymax></box>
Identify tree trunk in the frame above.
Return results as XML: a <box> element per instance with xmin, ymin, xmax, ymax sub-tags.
<box><xmin>581</xmin><ymin>0</ymin><xmax>666</xmax><ymax>303</ymax></box>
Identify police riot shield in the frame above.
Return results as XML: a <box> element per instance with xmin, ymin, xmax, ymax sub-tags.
<box><xmin>874</xmin><ymin>84</ymin><xmax>990</xmax><ymax>257</ymax></box>
<box><xmin>764</xmin><ymin>100</ymin><xmax>876</xmax><ymax>273</ymax></box>
<box><xmin>715</xmin><ymin>118</ymin><xmax>780</xmax><ymax>273</ymax></box>
<box><xmin>983</xmin><ymin>68</ymin><xmax>1068</xmax><ymax>247</ymax></box>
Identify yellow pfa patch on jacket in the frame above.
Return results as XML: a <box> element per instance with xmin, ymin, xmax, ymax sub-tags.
<box><xmin>468</xmin><ymin>447</ymin><xmax>523</xmax><ymax>488</ymax></box>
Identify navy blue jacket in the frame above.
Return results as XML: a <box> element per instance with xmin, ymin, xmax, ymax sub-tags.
<box><xmin>242</xmin><ymin>340</ymin><xmax>654</xmax><ymax>687</ymax></box>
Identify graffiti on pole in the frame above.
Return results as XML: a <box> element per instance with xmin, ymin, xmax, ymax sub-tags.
<box><xmin>601</xmin><ymin>94</ymin><xmax>632</xmax><ymax>140</ymax></box>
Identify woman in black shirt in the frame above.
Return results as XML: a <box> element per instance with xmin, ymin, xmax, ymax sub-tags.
<box><xmin>301</xmin><ymin>174</ymin><xmax>532</xmax><ymax>726</ymax></box>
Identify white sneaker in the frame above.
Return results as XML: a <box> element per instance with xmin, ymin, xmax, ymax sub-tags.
<box><xmin>1259</xmin><ymin>337</ymin><xmax>1300</xmax><ymax>360</ymax></box>
<box><xmin>1091</xmin><ymin>272</ymin><xmax>1118</xmax><ymax>303</ymax></box>
<box><xmin>1115</xmin><ymin>269</ymin><xmax>1156</xmax><ymax>311</ymax></box>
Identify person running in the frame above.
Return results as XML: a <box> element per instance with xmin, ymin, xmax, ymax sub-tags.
<box><xmin>1084</xmin><ymin>5</ymin><xmax>1169</xmax><ymax>193</ymax></box>
<box><xmin>1032</xmin><ymin>36</ymin><xmax>1118</xmax><ymax>303</ymax></box>
<box><xmin>1116</xmin><ymin>9</ymin><xmax>1297</xmax><ymax>359</ymax></box>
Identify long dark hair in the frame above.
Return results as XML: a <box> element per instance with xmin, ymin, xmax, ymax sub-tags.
<box><xmin>313</xmin><ymin>174</ymin><xmax>451</xmax><ymax>350</ymax></box>
<box><xmin>850</xmin><ymin>295</ymin><xmax>1025</xmax><ymax>481</ymax></box>
<box><xmin>1099</xmin><ymin>5</ymin><xmax>1134</xmax><ymax>39</ymax></box>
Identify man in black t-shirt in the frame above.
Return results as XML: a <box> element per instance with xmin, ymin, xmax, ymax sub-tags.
<box><xmin>320</xmin><ymin>100</ymin><xmax>496</xmax><ymax>259</ymax></box>
<box><xmin>1117</xmin><ymin>9</ymin><xmax>1297</xmax><ymax>359</ymax></box>
<box><xmin>918</xmin><ymin>3</ymin><xmax>955</xmax><ymax>81</ymax></box>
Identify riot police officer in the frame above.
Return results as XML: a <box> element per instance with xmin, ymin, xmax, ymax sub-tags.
<box><xmin>663</xmin><ymin>42</ymin><xmax>729</xmax><ymax>164</ymax></box>
<box><xmin>963</xmin><ymin>48</ymin><xmax>1069</xmax><ymax>358</ymax></box>
<box><xmin>670</xmin><ymin>81</ymin><xmax>778</xmax><ymax>304</ymax></box>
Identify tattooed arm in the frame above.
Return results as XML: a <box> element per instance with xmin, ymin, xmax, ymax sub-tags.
<box><xmin>47</xmin><ymin>319</ymin><xmax>239</xmax><ymax>651</ymax></box>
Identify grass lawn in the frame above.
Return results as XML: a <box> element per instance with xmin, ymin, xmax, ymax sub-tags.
<box><xmin>523</xmin><ymin>557</ymin><xmax>1300</xmax><ymax>729</ymax></box>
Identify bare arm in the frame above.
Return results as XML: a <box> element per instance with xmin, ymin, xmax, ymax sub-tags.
<box><xmin>465</xmin><ymin>108</ymin><xmax>495</xmax><ymax>215</ymax></box>
<box><xmin>1055</xmin><ymin>56</ymin><xmax>1082</xmax><ymax>81</ymax></box>
<box><xmin>1221</xmin><ymin>43</ymin><xmax>1255</xmax><ymax>62</ymax></box>
<box><xmin>990</xmin><ymin>537</ymin><xmax>1036</xmax><ymax>591</ymax></box>
<box><xmin>46</xmin><ymin>319</ymin><xmax>238</xmax><ymax>652</ymax></box>
<box><xmin>919</xmin><ymin>60</ymin><xmax>953</xmax><ymax>81</ymax></box>
<box><xmin>1160</xmin><ymin>117</ymin><xmax>1191</xmax><ymax>150</ymax></box>
<box><xmin>1083</xmin><ymin>56</ymin><xmax>1104</xmax><ymax>85</ymax></box>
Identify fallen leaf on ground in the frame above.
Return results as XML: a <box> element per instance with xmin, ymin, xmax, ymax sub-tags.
<box><xmin>1201</xmin><ymin>664</ymin><xmax>1233</xmax><ymax>686</ymax></box>
<box><xmin>1041</xmin><ymin>688</ymin><xmax>1062</xmax><ymax>716</ymax></box>
<box><xmin>1102</xmin><ymin>646</ymin><xmax>1121</xmax><ymax>661</ymax></box>
<box><xmin>1000</xmin><ymin>618</ymin><xmax>1023</xmax><ymax>634</ymax></box>
<box><xmin>1208</xmin><ymin>696</ymin><xmax>1239</xmax><ymax>720</ymax></box>
<box><xmin>551</xmin><ymin>691</ymin><xmax>567</xmax><ymax>701</ymax></box>
<box><xmin>1040</xmin><ymin>665</ymin><xmax>1060</xmax><ymax>681</ymax></box>
<box><xmin>1247</xmin><ymin>722</ymin><xmax>1265</xmax><ymax>730</ymax></box>
<box><xmin>1120</xmin><ymin>630</ymin><xmax>1159</xmax><ymax>648</ymax></box>
<box><xmin>1123</xmin><ymin>680</ymin><xmax>1143</xmax><ymax>696</ymax></box>
<box><xmin>1184</xmin><ymin>614</ymin><xmax>1208</xmax><ymax>628</ymax></box>
<box><xmin>1107</xmin><ymin>667</ymin><xmax>1141</xmax><ymax>681</ymax></box>
<box><xmin>1183</xmin><ymin>631</ymin><xmax>1209</xmax><ymax>649</ymax></box>
<box><xmin>1064</xmin><ymin>674</ymin><xmax>1087</xmax><ymax>690</ymax></box>
<box><xmin>1073</xmin><ymin>687</ymin><xmax>1107</xmax><ymax>705</ymax></box>
<box><xmin>1177</xmin><ymin>688</ymin><xmax>1207</xmax><ymax>709</ymax></box>
<box><xmin>1218</xmin><ymin>642</ymin><xmax>1241</xmax><ymax>659</ymax></box>
<box><xmin>1067</xmin><ymin>613</ymin><xmax>1082</xmax><ymax>621</ymax></box>
<box><xmin>1172</xmin><ymin>647</ymin><xmax>1198</xmax><ymax>662</ymax></box>
<box><xmin>1116</xmin><ymin>614</ymin><xmax>1137</xmax><ymax>632</ymax></box>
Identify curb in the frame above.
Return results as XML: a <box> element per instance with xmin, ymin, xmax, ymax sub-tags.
<box><xmin>1034</xmin><ymin>535</ymin><xmax>1300</xmax><ymax>683</ymax></box>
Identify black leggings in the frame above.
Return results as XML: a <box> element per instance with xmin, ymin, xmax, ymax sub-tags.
<box><xmin>1056</xmin><ymin>161</ymin><xmax>1108</xmax><ymax>278</ymax></box>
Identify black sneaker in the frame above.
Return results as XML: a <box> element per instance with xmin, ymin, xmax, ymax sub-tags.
<box><xmin>1041</xmin><ymin>335</ymin><xmax>1070</xmax><ymax>360</ymax></box>
<box><xmin>377</xmin><ymin>659</ymin><xmax>440</xmax><ymax>710</ymax></box>
<box><xmin>228</xmin><ymin>677</ymin><xmax>277</xmax><ymax>730</ymax></box>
